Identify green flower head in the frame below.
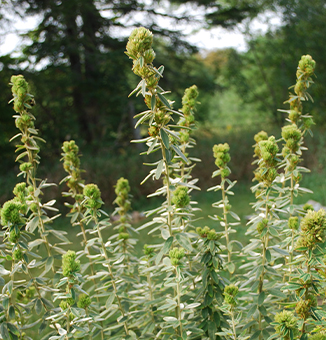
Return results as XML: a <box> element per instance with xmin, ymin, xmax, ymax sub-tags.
<box><xmin>78</xmin><ymin>294</ymin><xmax>91</xmax><ymax>309</ymax></box>
<box><xmin>169</xmin><ymin>247</ymin><xmax>185</xmax><ymax>266</ymax></box>
<box><xmin>126</xmin><ymin>27</ymin><xmax>154</xmax><ymax>59</ymax></box>
<box><xmin>1</xmin><ymin>200</ymin><xmax>22</xmax><ymax>226</ymax></box>
<box><xmin>274</xmin><ymin>310</ymin><xmax>298</xmax><ymax>339</ymax></box>
<box><xmin>300</xmin><ymin>209</ymin><xmax>326</xmax><ymax>246</ymax></box>
<box><xmin>254</xmin><ymin>131</ymin><xmax>268</xmax><ymax>144</ymax></box>
<box><xmin>172</xmin><ymin>186</ymin><xmax>190</xmax><ymax>208</ymax></box>
<box><xmin>143</xmin><ymin>244</ymin><xmax>155</xmax><ymax>257</ymax></box>
<box><xmin>62</xmin><ymin>250</ymin><xmax>80</xmax><ymax>277</ymax></box>
<box><xmin>224</xmin><ymin>284</ymin><xmax>239</xmax><ymax>306</ymax></box>
<box><xmin>115</xmin><ymin>177</ymin><xmax>130</xmax><ymax>198</ymax></box>
<box><xmin>83</xmin><ymin>183</ymin><xmax>103</xmax><ymax>210</ymax></box>
<box><xmin>13</xmin><ymin>248</ymin><xmax>23</xmax><ymax>261</ymax></box>
<box><xmin>288</xmin><ymin>216</ymin><xmax>299</xmax><ymax>230</ymax></box>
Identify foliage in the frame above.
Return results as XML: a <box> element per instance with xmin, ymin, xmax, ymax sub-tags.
<box><xmin>0</xmin><ymin>28</ymin><xmax>325</xmax><ymax>340</ymax></box>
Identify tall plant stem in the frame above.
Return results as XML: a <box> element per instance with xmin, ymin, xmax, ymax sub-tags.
<box><xmin>230</xmin><ymin>308</ymin><xmax>237</xmax><ymax>340</ymax></box>
<box><xmin>25</xmin><ymin>144</ymin><xmax>54</xmax><ymax>272</ymax></box>
<box><xmin>78</xmin><ymin>218</ymin><xmax>104</xmax><ymax>340</ymax></box>
<box><xmin>161</xmin><ymin>141</ymin><xmax>173</xmax><ymax>236</ymax></box>
<box><xmin>175</xmin><ymin>268</ymin><xmax>183</xmax><ymax>337</ymax></box>
<box><xmin>288</xmin><ymin>174</ymin><xmax>295</xmax><ymax>279</ymax></box>
<box><xmin>258</xmin><ymin>192</ymin><xmax>270</xmax><ymax>340</ymax></box>
<box><xmin>94</xmin><ymin>213</ymin><xmax>129</xmax><ymax>336</ymax></box>
<box><xmin>221</xmin><ymin>179</ymin><xmax>231</xmax><ymax>263</ymax></box>
<box><xmin>24</xmin><ymin>259</ymin><xmax>61</xmax><ymax>335</ymax></box>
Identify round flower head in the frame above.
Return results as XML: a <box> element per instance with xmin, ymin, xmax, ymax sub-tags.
<box><xmin>62</xmin><ymin>250</ymin><xmax>80</xmax><ymax>277</ymax></box>
<box><xmin>224</xmin><ymin>284</ymin><xmax>239</xmax><ymax>306</ymax></box>
<box><xmin>169</xmin><ymin>247</ymin><xmax>185</xmax><ymax>266</ymax></box>
<box><xmin>288</xmin><ymin>216</ymin><xmax>299</xmax><ymax>230</ymax></box>
<box><xmin>257</xmin><ymin>218</ymin><xmax>268</xmax><ymax>234</ymax></box>
<box><xmin>274</xmin><ymin>310</ymin><xmax>298</xmax><ymax>339</ymax></box>
<box><xmin>78</xmin><ymin>294</ymin><xmax>91</xmax><ymax>309</ymax></box>
<box><xmin>83</xmin><ymin>183</ymin><xmax>103</xmax><ymax>210</ymax></box>
<box><xmin>1</xmin><ymin>200</ymin><xmax>22</xmax><ymax>226</ymax></box>
<box><xmin>13</xmin><ymin>248</ymin><xmax>23</xmax><ymax>261</ymax></box>
<box><xmin>115</xmin><ymin>177</ymin><xmax>130</xmax><ymax>199</ymax></box>
<box><xmin>299</xmin><ymin>209</ymin><xmax>326</xmax><ymax>246</ymax></box>
<box><xmin>126</xmin><ymin>27</ymin><xmax>153</xmax><ymax>59</ymax></box>
<box><xmin>9</xmin><ymin>229</ymin><xmax>21</xmax><ymax>243</ymax></box>
<box><xmin>172</xmin><ymin>186</ymin><xmax>190</xmax><ymax>208</ymax></box>
<box><xmin>196</xmin><ymin>226</ymin><xmax>211</xmax><ymax>238</ymax></box>
<box><xmin>143</xmin><ymin>244</ymin><xmax>155</xmax><ymax>257</ymax></box>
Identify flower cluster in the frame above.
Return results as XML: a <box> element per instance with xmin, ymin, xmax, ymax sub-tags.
<box><xmin>254</xmin><ymin>136</ymin><xmax>279</xmax><ymax>186</ymax></box>
<box><xmin>169</xmin><ymin>247</ymin><xmax>185</xmax><ymax>266</ymax></box>
<box><xmin>273</xmin><ymin>310</ymin><xmax>298</xmax><ymax>340</ymax></box>
<box><xmin>213</xmin><ymin>143</ymin><xmax>231</xmax><ymax>178</ymax></box>
<box><xmin>224</xmin><ymin>284</ymin><xmax>239</xmax><ymax>306</ymax></box>
<box><xmin>61</xmin><ymin>140</ymin><xmax>83</xmax><ymax>194</ymax></box>
<box><xmin>253</xmin><ymin>130</ymin><xmax>268</xmax><ymax>159</ymax></box>
<box><xmin>77</xmin><ymin>294</ymin><xmax>91</xmax><ymax>309</ymax></box>
<box><xmin>10</xmin><ymin>75</ymin><xmax>32</xmax><ymax>113</ymax></box>
<box><xmin>143</xmin><ymin>244</ymin><xmax>155</xmax><ymax>258</ymax></box>
<box><xmin>172</xmin><ymin>186</ymin><xmax>190</xmax><ymax>208</ymax></box>
<box><xmin>256</xmin><ymin>218</ymin><xmax>268</xmax><ymax>234</ymax></box>
<box><xmin>83</xmin><ymin>184</ymin><xmax>103</xmax><ymax>210</ymax></box>
<box><xmin>1</xmin><ymin>200</ymin><xmax>23</xmax><ymax>226</ymax></box>
<box><xmin>196</xmin><ymin>226</ymin><xmax>219</xmax><ymax>241</ymax></box>
<box><xmin>288</xmin><ymin>55</ymin><xmax>315</xmax><ymax>127</ymax></box>
<box><xmin>114</xmin><ymin>177</ymin><xmax>131</xmax><ymax>214</ymax></box>
<box><xmin>295</xmin><ymin>296</ymin><xmax>317</xmax><ymax>319</ymax></box>
<box><xmin>179</xmin><ymin>85</ymin><xmax>199</xmax><ymax>142</ymax></box>
<box><xmin>296</xmin><ymin>209</ymin><xmax>326</xmax><ymax>250</ymax></box>
<box><xmin>62</xmin><ymin>250</ymin><xmax>81</xmax><ymax>277</ymax></box>
<box><xmin>126</xmin><ymin>27</ymin><xmax>158</xmax><ymax>89</ymax></box>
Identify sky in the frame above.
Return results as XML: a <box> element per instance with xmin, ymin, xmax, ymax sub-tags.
<box><xmin>0</xmin><ymin>6</ymin><xmax>282</xmax><ymax>57</ymax></box>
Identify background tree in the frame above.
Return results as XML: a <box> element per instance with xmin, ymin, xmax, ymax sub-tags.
<box><xmin>221</xmin><ymin>0</ymin><xmax>326</xmax><ymax>125</ymax></box>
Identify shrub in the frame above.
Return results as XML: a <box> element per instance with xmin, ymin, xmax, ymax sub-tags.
<box><xmin>0</xmin><ymin>29</ymin><xmax>324</xmax><ymax>340</ymax></box>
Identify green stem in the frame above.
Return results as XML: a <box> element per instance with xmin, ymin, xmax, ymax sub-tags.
<box><xmin>94</xmin><ymin>212</ymin><xmax>129</xmax><ymax>336</ymax></box>
<box><xmin>230</xmin><ymin>307</ymin><xmax>237</xmax><ymax>340</ymax></box>
<box><xmin>221</xmin><ymin>179</ymin><xmax>231</xmax><ymax>264</ymax></box>
<box><xmin>258</xmin><ymin>192</ymin><xmax>270</xmax><ymax>340</ymax></box>
<box><xmin>175</xmin><ymin>267</ymin><xmax>183</xmax><ymax>337</ymax></box>
<box><xmin>161</xmin><ymin>141</ymin><xmax>173</xmax><ymax>236</ymax></box>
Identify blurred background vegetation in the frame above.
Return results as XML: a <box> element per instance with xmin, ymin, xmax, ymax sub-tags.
<box><xmin>1</xmin><ymin>0</ymin><xmax>326</xmax><ymax>222</ymax></box>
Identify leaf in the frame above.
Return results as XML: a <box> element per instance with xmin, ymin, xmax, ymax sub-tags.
<box><xmin>250</xmin><ymin>330</ymin><xmax>261</xmax><ymax>340</ymax></box>
<box><xmin>26</xmin><ymin>216</ymin><xmax>39</xmax><ymax>233</ymax></box>
<box><xmin>208</xmin><ymin>320</ymin><xmax>217</xmax><ymax>340</ymax></box>
<box><xmin>171</xmin><ymin>144</ymin><xmax>189</xmax><ymax>164</ymax></box>
<box><xmin>157</xmin><ymin>93</ymin><xmax>171</xmax><ymax>109</ymax></box>
<box><xmin>267</xmin><ymin>288</ymin><xmax>286</xmax><ymax>299</ymax></box>
<box><xmin>160</xmin><ymin>129</ymin><xmax>169</xmax><ymax>150</ymax></box>
<box><xmin>163</xmin><ymin>236</ymin><xmax>174</xmax><ymax>253</ymax></box>
<box><xmin>106</xmin><ymin>293</ymin><xmax>115</xmax><ymax>309</ymax></box>
<box><xmin>247</xmin><ymin>304</ymin><xmax>257</xmax><ymax>319</ymax></box>
<box><xmin>141</xmin><ymin>79</ymin><xmax>146</xmax><ymax>97</ymax></box>
<box><xmin>271</xmin><ymin>246</ymin><xmax>289</xmax><ymax>256</ymax></box>
<box><xmin>155</xmin><ymin>160</ymin><xmax>164</xmax><ymax>180</ymax></box>
<box><xmin>8</xmin><ymin>306</ymin><xmax>15</xmax><ymax>320</ymax></box>
<box><xmin>150</xmin><ymin>95</ymin><xmax>156</xmax><ymax>111</ymax></box>
<box><xmin>227</xmin><ymin>262</ymin><xmax>235</xmax><ymax>274</ymax></box>
<box><xmin>35</xmin><ymin>298</ymin><xmax>43</xmax><ymax>315</ymax></box>
<box><xmin>266</xmin><ymin>249</ymin><xmax>272</xmax><ymax>263</ymax></box>
<box><xmin>0</xmin><ymin>323</ymin><xmax>10</xmax><ymax>340</ymax></box>
<box><xmin>175</xmin><ymin>233</ymin><xmax>192</xmax><ymax>252</ymax></box>
<box><xmin>45</xmin><ymin>257</ymin><xmax>53</xmax><ymax>273</ymax></box>
<box><xmin>139</xmin><ymin>56</ymin><xmax>144</xmax><ymax>67</ymax></box>
<box><xmin>163</xmin><ymin>316</ymin><xmax>177</xmax><ymax>323</ymax></box>
<box><xmin>258</xmin><ymin>291</ymin><xmax>265</xmax><ymax>305</ymax></box>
